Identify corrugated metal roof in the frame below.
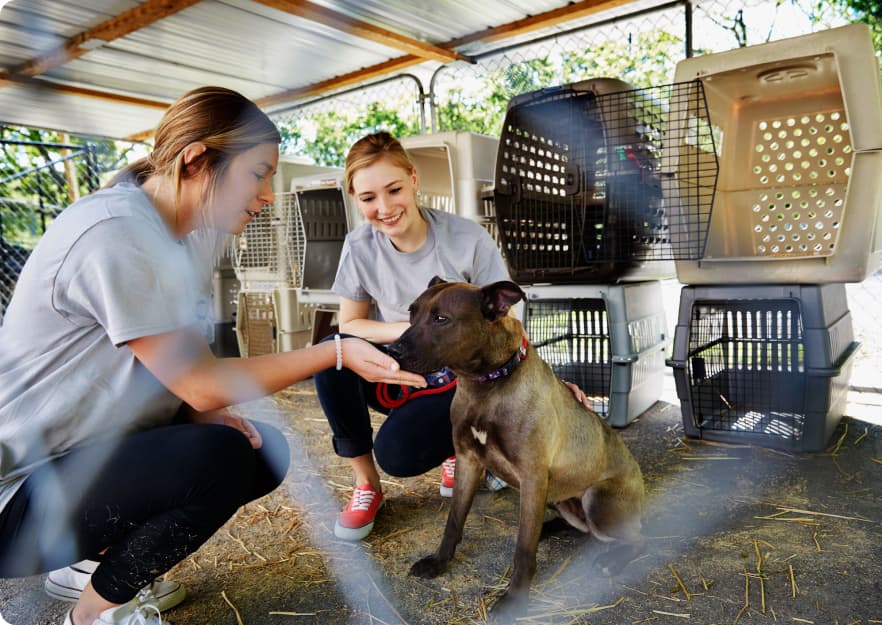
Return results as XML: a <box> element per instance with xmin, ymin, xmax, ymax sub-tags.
<box><xmin>0</xmin><ymin>0</ymin><xmax>654</xmax><ymax>140</ymax></box>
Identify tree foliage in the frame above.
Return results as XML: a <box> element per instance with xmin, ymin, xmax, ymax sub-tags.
<box><xmin>1</xmin><ymin>125</ymin><xmax>138</xmax><ymax>246</ymax></box>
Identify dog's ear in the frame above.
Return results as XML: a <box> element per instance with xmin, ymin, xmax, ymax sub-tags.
<box><xmin>480</xmin><ymin>281</ymin><xmax>526</xmax><ymax>320</ymax></box>
<box><xmin>428</xmin><ymin>276</ymin><xmax>448</xmax><ymax>288</ymax></box>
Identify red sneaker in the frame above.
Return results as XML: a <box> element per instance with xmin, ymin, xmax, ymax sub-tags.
<box><xmin>440</xmin><ymin>456</ymin><xmax>456</xmax><ymax>497</ymax></box>
<box><xmin>334</xmin><ymin>484</ymin><xmax>384</xmax><ymax>540</ymax></box>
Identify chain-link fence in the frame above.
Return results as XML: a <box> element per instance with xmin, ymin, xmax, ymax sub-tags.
<box><xmin>0</xmin><ymin>134</ymin><xmax>145</xmax><ymax>320</ymax></box>
<box><xmin>270</xmin><ymin>74</ymin><xmax>427</xmax><ymax>168</ymax></box>
<box><xmin>430</xmin><ymin>2</ymin><xmax>687</xmax><ymax>136</ymax></box>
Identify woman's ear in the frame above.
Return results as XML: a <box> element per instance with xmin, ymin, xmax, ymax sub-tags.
<box><xmin>182</xmin><ymin>142</ymin><xmax>208</xmax><ymax>166</ymax></box>
<box><xmin>411</xmin><ymin>166</ymin><xmax>418</xmax><ymax>192</ymax></box>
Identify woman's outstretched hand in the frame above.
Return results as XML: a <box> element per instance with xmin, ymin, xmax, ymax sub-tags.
<box><xmin>341</xmin><ymin>337</ymin><xmax>427</xmax><ymax>387</ymax></box>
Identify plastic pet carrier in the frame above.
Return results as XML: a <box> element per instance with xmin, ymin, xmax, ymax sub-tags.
<box><xmin>494</xmin><ymin>77</ymin><xmax>718</xmax><ymax>285</ymax></box>
<box><xmin>232</xmin><ymin>192</ymin><xmax>303</xmax><ymax>290</ymax></box>
<box><xmin>290</xmin><ymin>174</ymin><xmax>350</xmax><ymax>295</ymax></box>
<box><xmin>667</xmin><ymin>284</ymin><xmax>859</xmax><ymax>451</ymax></box>
<box><xmin>232</xmin><ymin>192</ymin><xmax>312</xmax><ymax>355</ymax></box>
<box><xmin>672</xmin><ymin>23</ymin><xmax>882</xmax><ymax>284</ymax></box>
<box><xmin>521</xmin><ymin>281</ymin><xmax>670</xmax><ymax>426</ymax></box>
<box><xmin>401</xmin><ymin>131</ymin><xmax>499</xmax><ymax>223</ymax></box>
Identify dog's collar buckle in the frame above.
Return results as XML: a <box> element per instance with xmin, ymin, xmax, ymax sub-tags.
<box><xmin>474</xmin><ymin>336</ymin><xmax>528</xmax><ymax>382</ymax></box>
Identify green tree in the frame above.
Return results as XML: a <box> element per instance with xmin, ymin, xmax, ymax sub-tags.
<box><xmin>1</xmin><ymin>126</ymin><xmax>139</xmax><ymax>246</ymax></box>
<box><xmin>827</xmin><ymin>0</ymin><xmax>882</xmax><ymax>49</ymax></box>
<box><xmin>278</xmin><ymin>102</ymin><xmax>420</xmax><ymax>167</ymax></box>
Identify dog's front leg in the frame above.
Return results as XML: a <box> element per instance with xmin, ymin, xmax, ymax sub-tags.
<box><xmin>409</xmin><ymin>454</ymin><xmax>483</xmax><ymax>579</ymax></box>
<box><xmin>492</xmin><ymin>471</ymin><xmax>549</xmax><ymax>618</ymax></box>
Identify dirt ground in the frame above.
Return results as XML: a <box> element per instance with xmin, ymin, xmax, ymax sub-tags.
<box><xmin>2</xmin><ymin>374</ymin><xmax>881</xmax><ymax>625</ymax></box>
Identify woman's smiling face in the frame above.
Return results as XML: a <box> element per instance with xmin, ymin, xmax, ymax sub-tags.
<box><xmin>350</xmin><ymin>157</ymin><xmax>421</xmax><ymax>238</ymax></box>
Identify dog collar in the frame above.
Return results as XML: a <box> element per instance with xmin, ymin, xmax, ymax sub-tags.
<box><xmin>474</xmin><ymin>336</ymin><xmax>528</xmax><ymax>382</ymax></box>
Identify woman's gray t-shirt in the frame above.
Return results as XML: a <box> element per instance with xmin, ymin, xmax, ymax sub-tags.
<box><xmin>0</xmin><ymin>182</ymin><xmax>215</xmax><ymax>514</ymax></box>
<box><xmin>332</xmin><ymin>208</ymin><xmax>510</xmax><ymax>324</ymax></box>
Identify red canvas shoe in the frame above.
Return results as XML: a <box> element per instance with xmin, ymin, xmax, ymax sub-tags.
<box><xmin>440</xmin><ymin>456</ymin><xmax>456</xmax><ymax>497</ymax></box>
<box><xmin>334</xmin><ymin>484</ymin><xmax>384</xmax><ymax>540</ymax></box>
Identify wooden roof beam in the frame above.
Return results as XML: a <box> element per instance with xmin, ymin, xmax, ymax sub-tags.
<box><xmin>448</xmin><ymin>0</ymin><xmax>637</xmax><ymax>48</ymax></box>
<box><xmin>253</xmin><ymin>0</ymin><xmax>469</xmax><ymax>63</ymax></box>
<box><xmin>0</xmin><ymin>0</ymin><xmax>203</xmax><ymax>81</ymax></box>
<box><xmin>256</xmin><ymin>0</ymin><xmax>635</xmax><ymax>110</ymax></box>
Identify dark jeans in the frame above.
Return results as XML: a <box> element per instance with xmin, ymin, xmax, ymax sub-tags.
<box><xmin>313</xmin><ymin>335</ymin><xmax>456</xmax><ymax>477</ymax></box>
<box><xmin>0</xmin><ymin>420</ymin><xmax>289</xmax><ymax>604</ymax></box>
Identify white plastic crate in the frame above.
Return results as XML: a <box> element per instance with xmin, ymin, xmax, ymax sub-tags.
<box><xmin>232</xmin><ymin>192</ymin><xmax>303</xmax><ymax>289</ymax></box>
<box><xmin>290</xmin><ymin>174</ymin><xmax>350</xmax><ymax>290</ymax></box>
<box><xmin>520</xmin><ymin>281</ymin><xmax>670</xmax><ymax>427</ymax></box>
<box><xmin>234</xmin><ymin>287</ymin><xmax>314</xmax><ymax>357</ymax></box>
<box><xmin>671</xmin><ymin>23</ymin><xmax>882</xmax><ymax>284</ymax></box>
<box><xmin>235</xmin><ymin>290</ymin><xmax>277</xmax><ymax>357</ymax></box>
<box><xmin>401</xmin><ymin>131</ymin><xmax>499</xmax><ymax>224</ymax></box>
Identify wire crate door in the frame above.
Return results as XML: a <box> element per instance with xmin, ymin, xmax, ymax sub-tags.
<box><xmin>494</xmin><ymin>79</ymin><xmax>717</xmax><ymax>283</ymax></box>
<box><xmin>686</xmin><ymin>300</ymin><xmax>807</xmax><ymax>441</ymax></box>
<box><xmin>526</xmin><ymin>298</ymin><xmax>612</xmax><ymax>416</ymax></box>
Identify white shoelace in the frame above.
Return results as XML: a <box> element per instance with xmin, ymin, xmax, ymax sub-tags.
<box><xmin>442</xmin><ymin>457</ymin><xmax>456</xmax><ymax>478</ymax></box>
<box><xmin>349</xmin><ymin>488</ymin><xmax>376</xmax><ymax>511</ymax></box>
<box><xmin>136</xmin><ymin>583</ymin><xmax>157</xmax><ymax>603</ymax></box>
<box><xmin>127</xmin><ymin>603</ymin><xmax>164</xmax><ymax>625</ymax></box>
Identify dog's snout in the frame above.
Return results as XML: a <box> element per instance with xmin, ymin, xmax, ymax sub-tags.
<box><xmin>386</xmin><ymin>341</ymin><xmax>404</xmax><ymax>361</ymax></box>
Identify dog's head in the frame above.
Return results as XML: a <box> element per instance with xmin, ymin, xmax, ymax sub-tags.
<box><xmin>387</xmin><ymin>277</ymin><xmax>526</xmax><ymax>377</ymax></box>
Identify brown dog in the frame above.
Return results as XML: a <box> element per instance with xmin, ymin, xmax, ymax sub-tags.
<box><xmin>387</xmin><ymin>278</ymin><xmax>645</xmax><ymax>618</ymax></box>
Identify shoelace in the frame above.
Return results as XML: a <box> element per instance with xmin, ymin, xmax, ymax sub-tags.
<box><xmin>349</xmin><ymin>488</ymin><xmax>376</xmax><ymax>512</ymax></box>
<box><xmin>127</xmin><ymin>603</ymin><xmax>164</xmax><ymax>625</ymax></box>
<box><xmin>135</xmin><ymin>582</ymin><xmax>157</xmax><ymax>603</ymax></box>
<box><xmin>442</xmin><ymin>457</ymin><xmax>456</xmax><ymax>479</ymax></box>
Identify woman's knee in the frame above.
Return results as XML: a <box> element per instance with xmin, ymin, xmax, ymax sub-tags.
<box><xmin>251</xmin><ymin>421</ymin><xmax>291</xmax><ymax>491</ymax></box>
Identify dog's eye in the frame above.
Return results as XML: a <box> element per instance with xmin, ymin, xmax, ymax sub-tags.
<box><xmin>432</xmin><ymin>314</ymin><xmax>449</xmax><ymax>326</ymax></box>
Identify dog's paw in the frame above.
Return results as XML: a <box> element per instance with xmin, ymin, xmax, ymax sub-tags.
<box><xmin>488</xmin><ymin>591</ymin><xmax>529</xmax><ymax>623</ymax></box>
<box><xmin>592</xmin><ymin>541</ymin><xmax>645</xmax><ymax>577</ymax></box>
<box><xmin>409</xmin><ymin>555</ymin><xmax>448</xmax><ymax>579</ymax></box>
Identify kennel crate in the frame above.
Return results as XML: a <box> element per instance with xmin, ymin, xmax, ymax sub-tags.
<box><xmin>671</xmin><ymin>23</ymin><xmax>882</xmax><ymax>284</ymax></box>
<box><xmin>234</xmin><ymin>287</ymin><xmax>314</xmax><ymax>357</ymax></box>
<box><xmin>494</xmin><ymin>77</ymin><xmax>718</xmax><ymax>285</ymax></box>
<box><xmin>232</xmin><ymin>191</ymin><xmax>304</xmax><ymax>291</ymax></box>
<box><xmin>290</xmin><ymin>174</ymin><xmax>349</xmax><ymax>294</ymax></box>
<box><xmin>667</xmin><ymin>284</ymin><xmax>859</xmax><ymax>451</ymax></box>
<box><xmin>520</xmin><ymin>281</ymin><xmax>670</xmax><ymax>427</ymax></box>
<box><xmin>401</xmin><ymin>131</ymin><xmax>499</xmax><ymax>224</ymax></box>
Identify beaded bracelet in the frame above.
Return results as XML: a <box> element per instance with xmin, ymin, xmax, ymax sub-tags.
<box><xmin>334</xmin><ymin>333</ymin><xmax>343</xmax><ymax>370</ymax></box>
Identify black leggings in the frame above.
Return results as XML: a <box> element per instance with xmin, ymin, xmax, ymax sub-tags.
<box><xmin>0</xmin><ymin>420</ymin><xmax>289</xmax><ymax>604</ymax></box>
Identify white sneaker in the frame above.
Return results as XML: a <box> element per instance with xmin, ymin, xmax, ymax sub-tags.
<box><xmin>46</xmin><ymin>560</ymin><xmax>185</xmax><ymax>612</ymax></box>
<box><xmin>62</xmin><ymin>600</ymin><xmax>168</xmax><ymax>625</ymax></box>
<box><xmin>484</xmin><ymin>470</ymin><xmax>508</xmax><ymax>492</ymax></box>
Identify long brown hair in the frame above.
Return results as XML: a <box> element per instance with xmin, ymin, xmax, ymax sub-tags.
<box><xmin>109</xmin><ymin>86</ymin><xmax>281</xmax><ymax>214</ymax></box>
<box><xmin>344</xmin><ymin>131</ymin><xmax>415</xmax><ymax>194</ymax></box>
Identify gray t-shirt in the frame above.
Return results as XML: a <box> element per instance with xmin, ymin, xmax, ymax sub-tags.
<box><xmin>0</xmin><ymin>182</ymin><xmax>215</xmax><ymax>514</ymax></box>
<box><xmin>333</xmin><ymin>208</ymin><xmax>509</xmax><ymax>323</ymax></box>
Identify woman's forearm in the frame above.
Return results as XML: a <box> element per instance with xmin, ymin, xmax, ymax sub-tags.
<box><xmin>339</xmin><ymin>318</ymin><xmax>409</xmax><ymax>344</ymax></box>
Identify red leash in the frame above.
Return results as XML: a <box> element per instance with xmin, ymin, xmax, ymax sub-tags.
<box><xmin>375</xmin><ymin>378</ymin><xmax>458</xmax><ymax>409</ymax></box>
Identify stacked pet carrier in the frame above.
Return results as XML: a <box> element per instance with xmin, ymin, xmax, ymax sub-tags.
<box><xmin>401</xmin><ymin>131</ymin><xmax>500</xmax><ymax>243</ymax></box>
<box><xmin>287</xmin><ymin>171</ymin><xmax>352</xmax><ymax>344</ymax></box>
<box><xmin>232</xmin><ymin>192</ymin><xmax>308</xmax><ymax>356</ymax></box>
<box><xmin>496</xmin><ymin>77</ymin><xmax>719</xmax><ymax>426</ymax></box>
<box><xmin>666</xmin><ymin>24</ymin><xmax>882</xmax><ymax>451</ymax></box>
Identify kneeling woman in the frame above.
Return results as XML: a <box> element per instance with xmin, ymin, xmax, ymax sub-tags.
<box><xmin>0</xmin><ymin>87</ymin><xmax>424</xmax><ymax>625</ymax></box>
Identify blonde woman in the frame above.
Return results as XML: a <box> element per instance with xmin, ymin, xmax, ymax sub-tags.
<box><xmin>314</xmin><ymin>132</ymin><xmax>511</xmax><ymax>542</ymax></box>
<box><xmin>0</xmin><ymin>89</ymin><xmax>424</xmax><ymax>625</ymax></box>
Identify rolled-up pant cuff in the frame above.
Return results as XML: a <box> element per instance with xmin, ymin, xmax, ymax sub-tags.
<box><xmin>332</xmin><ymin>434</ymin><xmax>374</xmax><ymax>458</ymax></box>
